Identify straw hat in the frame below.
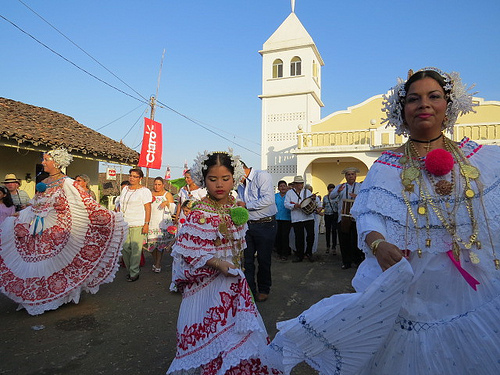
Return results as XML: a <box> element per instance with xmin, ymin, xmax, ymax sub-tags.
<box><xmin>293</xmin><ymin>176</ymin><xmax>305</xmax><ymax>183</ymax></box>
<box><xmin>341</xmin><ymin>167</ymin><xmax>360</xmax><ymax>174</ymax></box>
<box><xmin>3</xmin><ymin>174</ymin><xmax>20</xmax><ymax>184</ymax></box>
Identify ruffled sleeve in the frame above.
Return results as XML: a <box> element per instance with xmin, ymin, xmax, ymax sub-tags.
<box><xmin>170</xmin><ymin>203</ymin><xmax>247</xmax><ymax>289</ymax></box>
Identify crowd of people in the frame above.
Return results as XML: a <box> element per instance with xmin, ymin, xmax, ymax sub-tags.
<box><xmin>1</xmin><ymin>67</ymin><xmax>499</xmax><ymax>374</ymax></box>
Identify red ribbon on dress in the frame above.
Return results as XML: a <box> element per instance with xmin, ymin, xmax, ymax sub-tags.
<box><xmin>447</xmin><ymin>250</ymin><xmax>480</xmax><ymax>291</ymax></box>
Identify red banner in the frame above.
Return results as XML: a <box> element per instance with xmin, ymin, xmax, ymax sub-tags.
<box><xmin>138</xmin><ymin>118</ymin><xmax>163</xmax><ymax>169</ymax></box>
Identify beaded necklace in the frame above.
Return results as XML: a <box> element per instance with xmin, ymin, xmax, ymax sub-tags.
<box><xmin>121</xmin><ymin>186</ymin><xmax>140</xmax><ymax>214</ymax></box>
<box><xmin>400</xmin><ymin>137</ymin><xmax>499</xmax><ymax>269</ymax></box>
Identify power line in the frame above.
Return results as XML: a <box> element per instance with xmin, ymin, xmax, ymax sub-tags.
<box><xmin>156</xmin><ymin>99</ymin><xmax>260</xmax><ymax>156</ymax></box>
<box><xmin>0</xmin><ymin>13</ymin><xmax>148</xmax><ymax>105</ymax></box>
<box><xmin>121</xmin><ymin>108</ymin><xmax>147</xmax><ymax>141</ymax></box>
<box><xmin>2</xmin><ymin>12</ymin><xmax>260</xmax><ymax>155</ymax></box>
<box><xmin>96</xmin><ymin>104</ymin><xmax>146</xmax><ymax>131</ymax></box>
<box><xmin>16</xmin><ymin>0</ymin><xmax>150</xmax><ymax>103</ymax></box>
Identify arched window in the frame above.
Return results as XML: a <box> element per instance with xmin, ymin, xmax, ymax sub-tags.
<box><xmin>273</xmin><ymin>59</ymin><xmax>283</xmax><ymax>78</ymax></box>
<box><xmin>291</xmin><ymin>56</ymin><xmax>302</xmax><ymax>76</ymax></box>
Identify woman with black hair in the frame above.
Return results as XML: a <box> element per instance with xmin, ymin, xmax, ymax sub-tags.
<box><xmin>168</xmin><ymin>150</ymin><xmax>282</xmax><ymax>375</ymax></box>
<box><xmin>0</xmin><ymin>185</ymin><xmax>15</xmax><ymax>224</ymax></box>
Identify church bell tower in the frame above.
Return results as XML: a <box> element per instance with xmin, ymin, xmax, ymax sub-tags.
<box><xmin>259</xmin><ymin>3</ymin><xmax>324</xmax><ymax>185</ymax></box>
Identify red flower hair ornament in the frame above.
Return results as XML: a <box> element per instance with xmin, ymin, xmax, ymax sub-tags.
<box><xmin>425</xmin><ymin>149</ymin><xmax>454</xmax><ymax>176</ymax></box>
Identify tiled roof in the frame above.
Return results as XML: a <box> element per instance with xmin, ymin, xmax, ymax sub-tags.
<box><xmin>0</xmin><ymin>97</ymin><xmax>139</xmax><ymax>164</ymax></box>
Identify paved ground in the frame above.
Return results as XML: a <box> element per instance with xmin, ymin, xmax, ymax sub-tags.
<box><xmin>0</xmin><ymin>236</ymin><xmax>357</xmax><ymax>375</ymax></box>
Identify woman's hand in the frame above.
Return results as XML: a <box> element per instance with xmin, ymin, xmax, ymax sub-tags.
<box><xmin>374</xmin><ymin>241</ymin><xmax>403</xmax><ymax>271</ymax></box>
<box><xmin>217</xmin><ymin>260</ymin><xmax>237</xmax><ymax>277</ymax></box>
<box><xmin>142</xmin><ymin>223</ymin><xmax>149</xmax><ymax>234</ymax></box>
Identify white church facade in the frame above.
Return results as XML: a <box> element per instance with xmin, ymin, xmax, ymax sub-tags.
<box><xmin>259</xmin><ymin>6</ymin><xmax>500</xmax><ymax>197</ymax></box>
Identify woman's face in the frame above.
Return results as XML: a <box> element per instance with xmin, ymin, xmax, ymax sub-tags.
<box><xmin>128</xmin><ymin>172</ymin><xmax>142</xmax><ymax>186</ymax></box>
<box><xmin>42</xmin><ymin>154</ymin><xmax>58</xmax><ymax>174</ymax></box>
<box><xmin>278</xmin><ymin>182</ymin><xmax>288</xmax><ymax>194</ymax></box>
<box><xmin>153</xmin><ymin>179</ymin><xmax>164</xmax><ymax>192</ymax></box>
<box><xmin>0</xmin><ymin>190</ymin><xmax>5</xmax><ymax>200</ymax></box>
<box><xmin>404</xmin><ymin>77</ymin><xmax>447</xmax><ymax>137</ymax></box>
<box><xmin>204</xmin><ymin>165</ymin><xmax>234</xmax><ymax>203</ymax></box>
<box><xmin>184</xmin><ymin>173</ymin><xmax>193</xmax><ymax>186</ymax></box>
<box><xmin>75</xmin><ymin>177</ymin><xmax>86</xmax><ymax>188</ymax></box>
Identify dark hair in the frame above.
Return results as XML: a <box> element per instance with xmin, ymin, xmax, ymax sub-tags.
<box><xmin>277</xmin><ymin>180</ymin><xmax>287</xmax><ymax>186</ymax></box>
<box><xmin>0</xmin><ymin>186</ymin><xmax>14</xmax><ymax>207</ymax></box>
<box><xmin>183</xmin><ymin>169</ymin><xmax>191</xmax><ymax>177</ymax></box>
<box><xmin>181</xmin><ymin>199</ymin><xmax>194</xmax><ymax>209</ymax></box>
<box><xmin>154</xmin><ymin>177</ymin><xmax>164</xmax><ymax>184</ymax></box>
<box><xmin>129</xmin><ymin>168</ymin><xmax>144</xmax><ymax>178</ymax></box>
<box><xmin>202</xmin><ymin>152</ymin><xmax>234</xmax><ymax>181</ymax></box>
<box><xmin>404</xmin><ymin>70</ymin><xmax>449</xmax><ymax>101</ymax></box>
<box><xmin>327</xmin><ymin>183</ymin><xmax>336</xmax><ymax>190</ymax></box>
<box><xmin>121</xmin><ymin>180</ymin><xmax>130</xmax><ymax>187</ymax></box>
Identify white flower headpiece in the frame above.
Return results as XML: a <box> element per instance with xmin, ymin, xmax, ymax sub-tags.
<box><xmin>190</xmin><ymin>148</ymin><xmax>245</xmax><ymax>190</ymax></box>
<box><xmin>381</xmin><ymin>67</ymin><xmax>476</xmax><ymax>136</ymax></box>
<box><xmin>46</xmin><ymin>148</ymin><xmax>73</xmax><ymax>169</ymax></box>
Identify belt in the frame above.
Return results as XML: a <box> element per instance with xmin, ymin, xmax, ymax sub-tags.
<box><xmin>248</xmin><ymin>215</ymin><xmax>275</xmax><ymax>224</ymax></box>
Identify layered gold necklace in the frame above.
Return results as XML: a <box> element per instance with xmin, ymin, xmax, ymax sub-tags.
<box><xmin>400</xmin><ymin>136</ymin><xmax>498</xmax><ymax>269</ymax></box>
<box><xmin>206</xmin><ymin>195</ymin><xmax>244</xmax><ymax>268</ymax></box>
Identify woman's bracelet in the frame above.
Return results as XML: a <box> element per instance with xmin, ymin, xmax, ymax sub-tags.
<box><xmin>369</xmin><ymin>239</ymin><xmax>386</xmax><ymax>256</ymax></box>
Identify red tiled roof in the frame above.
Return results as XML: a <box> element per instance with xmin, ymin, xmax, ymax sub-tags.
<box><xmin>0</xmin><ymin>97</ymin><xmax>139</xmax><ymax>164</ymax></box>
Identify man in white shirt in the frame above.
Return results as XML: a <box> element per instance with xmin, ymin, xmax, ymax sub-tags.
<box><xmin>330</xmin><ymin>167</ymin><xmax>364</xmax><ymax>269</ymax></box>
<box><xmin>237</xmin><ymin>162</ymin><xmax>277</xmax><ymax>302</ymax></box>
<box><xmin>284</xmin><ymin>176</ymin><xmax>315</xmax><ymax>262</ymax></box>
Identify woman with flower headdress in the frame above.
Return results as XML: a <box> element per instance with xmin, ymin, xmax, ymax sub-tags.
<box><xmin>271</xmin><ymin>68</ymin><xmax>500</xmax><ymax>374</ymax></box>
<box><xmin>167</xmin><ymin>151</ymin><xmax>282</xmax><ymax>375</ymax></box>
<box><xmin>0</xmin><ymin>149</ymin><xmax>127</xmax><ymax>315</ymax></box>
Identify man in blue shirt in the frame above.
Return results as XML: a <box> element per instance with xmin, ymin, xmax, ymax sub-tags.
<box><xmin>237</xmin><ymin>162</ymin><xmax>277</xmax><ymax>302</ymax></box>
<box><xmin>275</xmin><ymin>180</ymin><xmax>292</xmax><ymax>261</ymax></box>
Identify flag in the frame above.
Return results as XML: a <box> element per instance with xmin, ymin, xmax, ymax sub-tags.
<box><xmin>138</xmin><ymin>118</ymin><xmax>162</xmax><ymax>169</ymax></box>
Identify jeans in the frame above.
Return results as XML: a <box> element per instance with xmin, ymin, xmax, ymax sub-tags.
<box><xmin>243</xmin><ymin>220</ymin><xmax>277</xmax><ymax>295</ymax></box>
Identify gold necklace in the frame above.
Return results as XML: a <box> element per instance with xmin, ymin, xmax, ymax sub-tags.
<box><xmin>401</xmin><ymin>137</ymin><xmax>481</xmax><ymax>261</ymax></box>
<box><xmin>205</xmin><ymin>195</ymin><xmax>244</xmax><ymax>269</ymax></box>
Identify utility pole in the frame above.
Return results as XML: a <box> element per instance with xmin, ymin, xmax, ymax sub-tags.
<box><xmin>145</xmin><ymin>49</ymin><xmax>165</xmax><ymax>189</ymax></box>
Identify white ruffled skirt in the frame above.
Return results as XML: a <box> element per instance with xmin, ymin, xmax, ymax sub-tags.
<box><xmin>167</xmin><ymin>269</ymin><xmax>282</xmax><ymax>375</ymax></box>
<box><xmin>0</xmin><ymin>179</ymin><xmax>127</xmax><ymax>315</ymax></box>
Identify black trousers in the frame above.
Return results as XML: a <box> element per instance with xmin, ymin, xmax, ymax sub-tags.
<box><xmin>292</xmin><ymin>219</ymin><xmax>315</xmax><ymax>260</ymax></box>
<box><xmin>338</xmin><ymin>220</ymin><xmax>364</xmax><ymax>266</ymax></box>
<box><xmin>324</xmin><ymin>213</ymin><xmax>338</xmax><ymax>248</ymax></box>
<box><xmin>243</xmin><ymin>220</ymin><xmax>277</xmax><ymax>295</ymax></box>
<box><xmin>275</xmin><ymin>220</ymin><xmax>292</xmax><ymax>257</ymax></box>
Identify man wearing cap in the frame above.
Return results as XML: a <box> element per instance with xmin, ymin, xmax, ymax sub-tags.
<box><xmin>3</xmin><ymin>174</ymin><xmax>30</xmax><ymax>211</ymax></box>
<box><xmin>330</xmin><ymin>167</ymin><xmax>364</xmax><ymax>269</ymax></box>
<box><xmin>284</xmin><ymin>176</ymin><xmax>316</xmax><ymax>262</ymax></box>
<box><xmin>237</xmin><ymin>162</ymin><xmax>277</xmax><ymax>302</ymax></box>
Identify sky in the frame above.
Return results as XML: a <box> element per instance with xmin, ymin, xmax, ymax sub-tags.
<box><xmin>1</xmin><ymin>0</ymin><xmax>499</xmax><ymax>179</ymax></box>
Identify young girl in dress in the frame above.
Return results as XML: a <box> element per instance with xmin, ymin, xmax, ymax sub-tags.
<box><xmin>0</xmin><ymin>185</ymin><xmax>15</xmax><ymax>225</ymax></box>
<box><xmin>167</xmin><ymin>151</ymin><xmax>282</xmax><ymax>375</ymax></box>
